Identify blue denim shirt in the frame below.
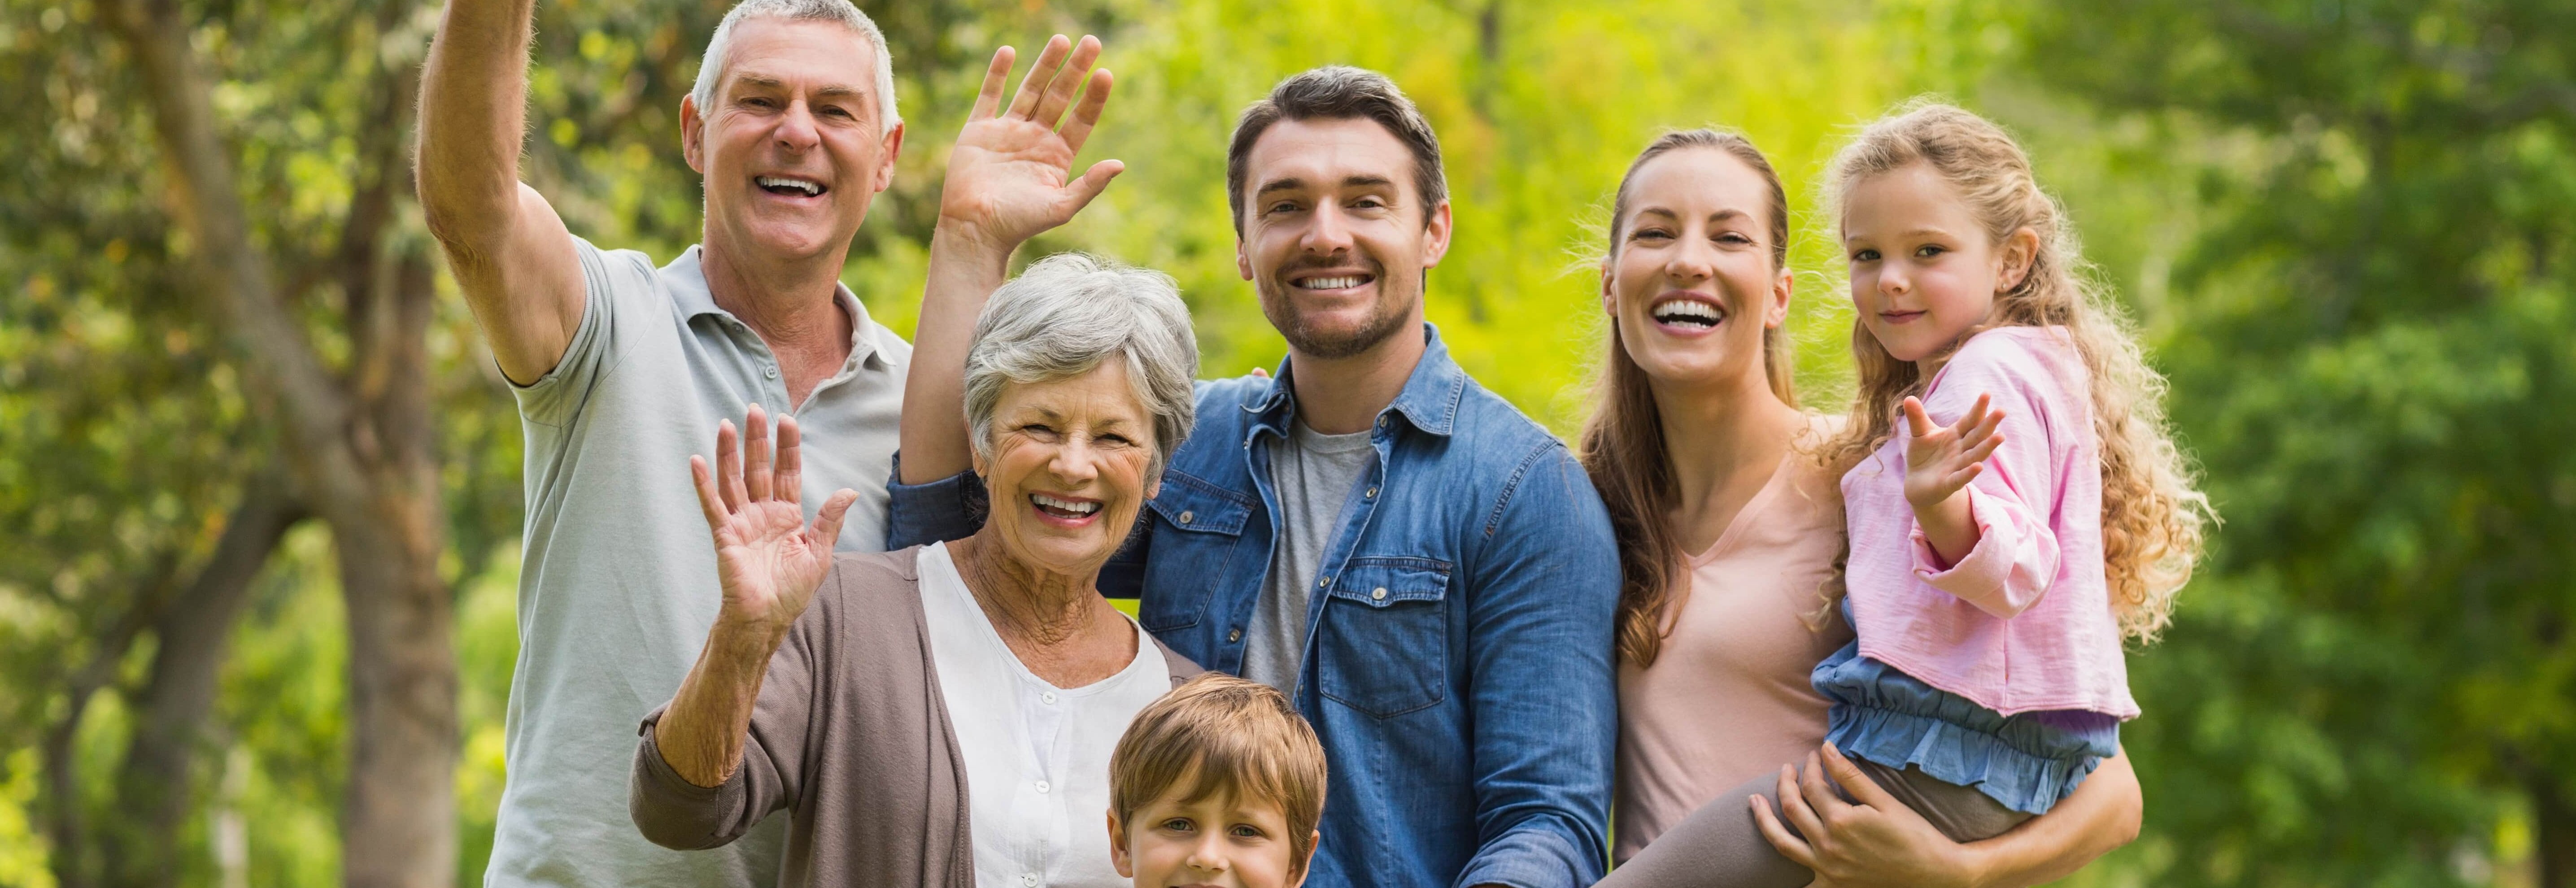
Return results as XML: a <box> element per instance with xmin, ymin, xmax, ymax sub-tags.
<box><xmin>889</xmin><ymin>325</ymin><xmax>1619</xmax><ymax>888</ymax></box>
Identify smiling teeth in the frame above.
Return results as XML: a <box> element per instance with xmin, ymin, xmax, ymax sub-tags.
<box><xmin>1653</xmin><ymin>300</ymin><xmax>1723</xmax><ymax>325</ymax></box>
<box><xmin>757</xmin><ymin>176</ymin><xmax>822</xmax><ymax>195</ymax></box>
<box><xmin>1299</xmin><ymin>276</ymin><xmax>1366</xmax><ymax>290</ymax></box>
<box><xmin>1029</xmin><ymin>494</ymin><xmax>1101</xmax><ymax>515</ymax></box>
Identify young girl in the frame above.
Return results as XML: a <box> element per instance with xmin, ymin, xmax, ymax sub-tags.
<box><xmin>1793</xmin><ymin>100</ymin><xmax>2210</xmax><ymax>858</ymax></box>
<box><xmin>1603</xmin><ymin>103</ymin><xmax>2209</xmax><ymax>886</ymax></box>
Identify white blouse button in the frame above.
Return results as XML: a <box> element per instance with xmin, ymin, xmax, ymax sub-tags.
<box><xmin>1040</xmin><ymin>691</ymin><xmax>1058</xmax><ymax>705</ymax></box>
<box><xmin>1034</xmin><ymin>780</ymin><xmax>1051</xmax><ymax>794</ymax></box>
<box><xmin>1020</xmin><ymin>874</ymin><xmax>1038</xmax><ymax>887</ymax></box>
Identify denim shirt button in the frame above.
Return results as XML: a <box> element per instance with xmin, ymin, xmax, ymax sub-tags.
<box><xmin>1371</xmin><ymin>587</ymin><xmax>1387</xmax><ymax>601</ymax></box>
<box><xmin>1178</xmin><ymin>510</ymin><xmax>1194</xmax><ymax>524</ymax></box>
<box><xmin>1364</xmin><ymin>487</ymin><xmax>1377</xmax><ymax>499</ymax></box>
<box><xmin>1318</xmin><ymin>576</ymin><xmax>1332</xmax><ymax>589</ymax></box>
<box><xmin>1227</xmin><ymin>628</ymin><xmax>1242</xmax><ymax>643</ymax></box>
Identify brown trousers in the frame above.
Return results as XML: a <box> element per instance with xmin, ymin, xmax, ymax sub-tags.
<box><xmin>1597</xmin><ymin>760</ymin><xmax>2032</xmax><ymax>888</ymax></box>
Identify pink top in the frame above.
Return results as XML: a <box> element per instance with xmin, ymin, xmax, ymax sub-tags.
<box><xmin>1840</xmin><ymin>326</ymin><xmax>2138</xmax><ymax>719</ymax></box>
<box><xmin>1615</xmin><ymin>444</ymin><xmax>1853</xmax><ymax>862</ymax></box>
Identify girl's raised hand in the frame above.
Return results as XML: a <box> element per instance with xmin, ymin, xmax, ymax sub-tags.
<box><xmin>1900</xmin><ymin>392</ymin><xmax>2005</xmax><ymax>512</ymax></box>
<box><xmin>690</xmin><ymin>405</ymin><xmax>859</xmax><ymax>639</ymax></box>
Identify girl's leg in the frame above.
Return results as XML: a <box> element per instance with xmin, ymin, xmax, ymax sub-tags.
<box><xmin>1594</xmin><ymin>762</ymin><xmax>2038</xmax><ymax>887</ymax></box>
<box><xmin>1844</xmin><ymin>759</ymin><xmax>2032</xmax><ymax>843</ymax></box>
<box><xmin>1594</xmin><ymin>772</ymin><xmax>1814</xmax><ymax>888</ymax></box>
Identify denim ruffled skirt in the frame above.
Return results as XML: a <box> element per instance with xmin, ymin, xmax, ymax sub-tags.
<box><xmin>1810</xmin><ymin>640</ymin><xmax>2121</xmax><ymax>815</ymax></box>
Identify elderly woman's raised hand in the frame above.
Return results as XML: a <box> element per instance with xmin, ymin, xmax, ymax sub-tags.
<box><xmin>690</xmin><ymin>405</ymin><xmax>860</xmax><ymax>639</ymax></box>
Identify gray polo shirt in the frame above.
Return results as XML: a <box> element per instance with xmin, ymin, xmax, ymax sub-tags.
<box><xmin>482</xmin><ymin>238</ymin><xmax>908</xmax><ymax>888</ymax></box>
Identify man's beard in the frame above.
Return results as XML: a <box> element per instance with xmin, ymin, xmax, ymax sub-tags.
<box><xmin>1258</xmin><ymin>260</ymin><xmax>1417</xmax><ymax>360</ymax></box>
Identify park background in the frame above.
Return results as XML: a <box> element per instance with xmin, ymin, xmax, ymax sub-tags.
<box><xmin>4</xmin><ymin>0</ymin><xmax>2573</xmax><ymax>885</ymax></box>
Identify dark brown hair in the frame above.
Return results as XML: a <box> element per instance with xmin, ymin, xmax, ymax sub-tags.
<box><xmin>1578</xmin><ymin>129</ymin><xmax>1796</xmax><ymax>668</ymax></box>
<box><xmin>1226</xmin><ymin>66</ymin><xmax>1447</xmax><ymax>236</ymax></box>
<box><xmin>1108</xmin><ymin>674</ymin><xmax>1328</xmax><ymax>877</ymax></box>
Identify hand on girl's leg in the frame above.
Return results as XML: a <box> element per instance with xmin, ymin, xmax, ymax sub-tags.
<box><xmin>1749</xmin><ymin>743</ymin><xmax>1983</xmax><ymax>888</ymax></box>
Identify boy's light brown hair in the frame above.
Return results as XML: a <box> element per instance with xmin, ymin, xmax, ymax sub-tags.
<box><xmin>1109</xmin><ymin>674</ymin><xmax>1328</xmax><ymax>875</ymax></box>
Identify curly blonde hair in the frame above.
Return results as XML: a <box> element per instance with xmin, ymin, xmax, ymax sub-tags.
<box><xmin>1819</xmin><ymin>101</ymin><xmax>2214</xmax><ymax>643</ymax></box>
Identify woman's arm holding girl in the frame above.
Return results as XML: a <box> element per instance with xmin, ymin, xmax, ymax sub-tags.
<box><xmin>1752</xmin><ymin>742</ymin><xmax>2141</xmax><ymax>888</ymax></box>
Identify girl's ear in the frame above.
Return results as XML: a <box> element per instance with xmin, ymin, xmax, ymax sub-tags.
<box><xmin>1997</xmin><ymin>226</ymin><xmax>2042</xmax><ymax>293</ymax></box>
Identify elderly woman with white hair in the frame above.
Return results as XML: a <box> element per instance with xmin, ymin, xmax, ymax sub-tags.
<box><xmin>629</xmin><ymin>254</ymin><xmax>1205</xmax><ymax>888</ymax></box>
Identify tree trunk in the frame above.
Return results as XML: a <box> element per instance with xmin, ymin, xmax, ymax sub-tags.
<box><xmin>99</xmin><ymin>2</ymin><xmax>460</xmax><ymax>886</ymax></box>
<box><xmin>335</xmin><ymin>247</ymin><xmax>459</xmax><ymax>888</ymax></box>
<box><xmin>102</xmin><ymin>479</ymin><xmax>305</xmax><ymax>888</ymax></box>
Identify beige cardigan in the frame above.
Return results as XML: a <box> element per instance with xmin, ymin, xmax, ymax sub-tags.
<box><xmin>629</xmin><ymin>546</ymin><xmax>1203</xmax><ymax>888</ymax></box>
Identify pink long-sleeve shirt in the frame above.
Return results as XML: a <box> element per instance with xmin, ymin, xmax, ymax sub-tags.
<box><xmin>1839</xmin><ymin>325</ymin><xmax>2139</xmax><ymax>719</ymax></box>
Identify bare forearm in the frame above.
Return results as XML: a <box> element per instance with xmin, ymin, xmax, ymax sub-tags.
<box><xmin>895</xmin><ymin>228</ymin><xmax>1014</xmax><ymax>483</ymax></box>
<box><xmin>1958</xmin><ymin>747</ymin><xmax>2142</xmax><ymax>888</ymax></box>
<box><xmin>652</xmin><ymin>618</ymin><xmax>786</xmax><ymax>788</ymax></box>
<box><xmin>1914</xmin><ymin>488</ymin><xmax>1979</xmax><ymax>566</ymax></box>
<box><xmin>415</xmin><ymin>0</ymin><xmax>536</xmax><ymax>240</ymax></box>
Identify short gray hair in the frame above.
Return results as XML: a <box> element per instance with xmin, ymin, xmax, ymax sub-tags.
<box><xmin>690</xmin><ymin>0</ymin><xmax>901</xmax><ymax>135</ymax></box>
<box><xmin>965</xmin><ymin>254</ymin><xmax>1199</xmax><ymax>474</ymax></box>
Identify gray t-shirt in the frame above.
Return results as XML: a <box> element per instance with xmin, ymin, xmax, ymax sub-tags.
<box><xmin>486</xmin><ymin>239</ymin><xmax>908</xmax><ymax>888</ymax></box>
<box><xmin>1242</xmin><ymin>419</ymin><xmax>1378</xmax><ymax>693</ymax></box>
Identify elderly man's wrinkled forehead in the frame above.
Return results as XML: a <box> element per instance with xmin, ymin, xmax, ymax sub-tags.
<box><xmin>705</xmin><ymin>17</ymin><xmax>889</xmax><ymax>123</ymax></box>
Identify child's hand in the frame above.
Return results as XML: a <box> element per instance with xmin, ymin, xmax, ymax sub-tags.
<box><xmin>1901</xmin><ymin>393</ymin><xmax>2005</xmax><ymax>511</ymax></box>
<box><xmin>1902</xmin><ymin>394</ymin><xmax>2003</xmax><ymax>567</ymax></box>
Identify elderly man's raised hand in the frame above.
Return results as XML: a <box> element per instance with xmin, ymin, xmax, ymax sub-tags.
<box><xmin>690</xmin><ymin>405</ymin><xmax>859</xmax><ymax>640</ymax></box>
<box><xmin>936</xmin><ymin>35</ymin><xmax>1124</xmax><ymax>254</ymax></box>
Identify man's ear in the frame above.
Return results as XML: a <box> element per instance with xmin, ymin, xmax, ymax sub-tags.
<box><xmin>1418</xmin><ymin>199</ymin><xmax>1454</xmax><ymax>269</ymax></box>
<box><xmin>1106</xmin><ymin>810</ymin><xmax>1134</xmax><ymax>879</ymax></box>
<box><xmin>1236</xmin><ymin>233</ymin><xmax>1255</xmax><ymax>282</ymax></box>
<box><xmin>872</xmin><ymin>121</ymin><xmax>905</xmax><ymax>194</ymax></box>
<box><xmin>1997</xmin><ymin>226</ymin><xmax>2041</xmax><ymax>292</ymax></box>
<box><xmin>680</xmin><ymin>94</ymin><xmax>707</xmax><ymax>175</ymax></box>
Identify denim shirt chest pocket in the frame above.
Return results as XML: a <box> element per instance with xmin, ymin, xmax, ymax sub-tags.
<box><xmin>1316</xmin><ymin>556</ymin><xmax>1452</xmax><ymax>718</ymax></box>
<box><xmin>1136</xmin><ymin>470</ymin><xmax>1258</xmax><ymax>634</ymax></box>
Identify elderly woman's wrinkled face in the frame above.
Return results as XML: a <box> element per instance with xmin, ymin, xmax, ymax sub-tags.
<box><xmin>975</xmin><ymin>360</ymin><xmax>1161</xmax><ymax>576</ymax></box>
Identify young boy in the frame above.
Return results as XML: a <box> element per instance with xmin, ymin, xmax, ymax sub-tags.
<box><xmin>1107</xmin><ymin>674</ymin><xmax>1328</xmax><ymax>888</ymax></box>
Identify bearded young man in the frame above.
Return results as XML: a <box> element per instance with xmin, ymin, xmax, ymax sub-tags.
<box><xmin>893</xmin><ymin>66</ymin><xmax>1620</xmax><ymax>888</ymax></box>
<box><xmin>414</xmin><ymin>1</ymin><xmax>1114</xmax><ymax>885</ymax></box>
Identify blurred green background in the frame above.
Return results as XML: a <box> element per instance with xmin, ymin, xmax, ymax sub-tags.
<box><xmin>4</xmin><ymin>0</ymin><xmax>2572</xmax><ymax>886</ymax></box>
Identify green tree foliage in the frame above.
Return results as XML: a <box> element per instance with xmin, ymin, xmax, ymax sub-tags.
<box><xmin>10</xmin><ymin>0</ymin><xmax>2563</xmax><ymax>885</ymax></box>
<box><xmin>2015</xmin><ymin>0</ymin><xmax>2576</xmax><ymax>884</ymax></box>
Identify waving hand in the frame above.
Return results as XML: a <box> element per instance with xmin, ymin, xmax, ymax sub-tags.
<box><xmin>691</xmin><ymin>404</ymin><xmax>859</xmax><ymax>638</ymax></box>
<box><xmin>937</xmin><ymin>35</ymin><xmax>1125</xmax><ymax>251</ymax></box>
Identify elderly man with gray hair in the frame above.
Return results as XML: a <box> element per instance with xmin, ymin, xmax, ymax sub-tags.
<box><xmin>415</xmin><ymin>0</ymin><xmax>1120</xmax><ymax>882</ymax></box>
<box><xmin>631</xmin><ymin>253</ymin><xmax>1206</xmax><ymax>888</ymax></box>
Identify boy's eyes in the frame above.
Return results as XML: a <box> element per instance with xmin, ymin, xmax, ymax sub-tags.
<box><xmin>1158</xmin><ymin>817</ymin><xmax>1195</xmax><ymax>833</ymax></box>
<box><xmin>1852</xmin><ymin>248</ymin><xmax>1882</xmax><ymax>262</ymax></box>
<box><xmin>1228</xmin><ymin>823</ymin><xmax>1266</xmax><ymax>840</ymax></box>
<box><xmin>1916</xmin><ymin>244</ymin><xmax>1948</xmax><ymax>258</ymax></box>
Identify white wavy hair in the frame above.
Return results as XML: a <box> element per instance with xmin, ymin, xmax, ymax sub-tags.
<box><xmin>964</xmin><ymin>253</ymin><xmax>1200</xmax><ymax>476</ymax></box>
<box><xmin>689</xmin><ymin>0</ymin><xmax>900</xmax><ymax>135</ymax></box>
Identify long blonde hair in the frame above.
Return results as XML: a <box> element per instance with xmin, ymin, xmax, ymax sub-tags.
<box><xmin>1578</xmin><ymin>129</ymin><xmax>1796</xmax><ymax>668</ymax></box>
<box><xmin>1819</xmin><ymin>102</ymin><xmax>2213</xmax><ymax>643</ymax></box>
